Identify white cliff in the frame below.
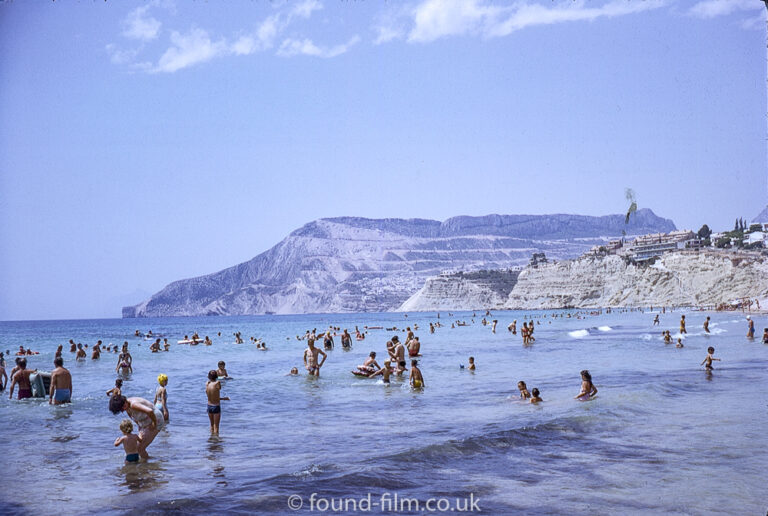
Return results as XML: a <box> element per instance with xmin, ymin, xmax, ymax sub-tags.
<box><xmin>400</xmin><ymin>251</ymin><xmax>768</xmax><ymax>311</ymax></box>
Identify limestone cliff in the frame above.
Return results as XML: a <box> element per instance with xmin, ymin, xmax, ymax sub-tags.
<box><xmin>399</xmin><ymin>270</ymin><xmax>520</xmax><ymax>311</ymax></box>
<box><xmin>400</xmin><ymin>251</ymin><xmax>768</xmax><ymax>311</ymax></box>
<box><xmin>506</xmin><ymin>251</ymin><xmax>768</xmax><ymax>309</ymax></box>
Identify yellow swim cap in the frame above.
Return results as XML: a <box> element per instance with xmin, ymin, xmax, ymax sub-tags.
<box><xmin>157</xmin><ymin>374</ymin><xmax>168</xmax><ymax>384</ymax></box>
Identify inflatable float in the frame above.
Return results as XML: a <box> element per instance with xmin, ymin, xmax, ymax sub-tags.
<box><xmin>29</xmin><ymin>371</ymin><xmax>51</xmax><ymax>398</ymax></box>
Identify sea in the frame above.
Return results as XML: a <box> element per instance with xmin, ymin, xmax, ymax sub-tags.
<box><xmin>0</xmin><ymin>310</ymin><xmax>766</xmax><ymax>515</ymax></box>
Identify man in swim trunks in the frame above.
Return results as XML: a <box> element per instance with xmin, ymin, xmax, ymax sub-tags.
<box><xmin>109</xmin><ymin>394</ymin><xmax>164</xmax><ymax>459</ymax></box>
<box><xmin>303</xmin><ymin>338</ymin><xmax>327</xmax><ymax>377</ymax></box>
<box><xmin>408</xmin><ymin>337</ymin><xmax>420</xmax><ymax>357</ymax></box>
<box><xmin>8</xmin><ymin>357</ymin><xmax>35</xmax><ymax>400</ymax></box>
<box><xmin>49</xmin><ymin>356</ymin><xmax>72</xmax><ymax>404</ymax></box>
<box><xmin>392</xmin><ymin>336</ymin><xmax>406</xmax><ymax>374</ymax></box>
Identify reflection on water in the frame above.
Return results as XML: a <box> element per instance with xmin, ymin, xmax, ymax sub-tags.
<box><xmin>207</xmin><ymin>436</ymin><xmax>227</xmax><ymax>487</ymax></box>
<box><xmin>117</xmin><ymin>460</ymin><xmax>167</xmax><ymax>493</ymax></box>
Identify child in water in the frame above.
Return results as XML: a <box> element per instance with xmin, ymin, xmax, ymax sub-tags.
<box><xmin>517</xmin><ymin>381</ymin><xmax>531</xmax><ymax>400</ymax></box>
<box><xmin>154</xmin><ymin>374</ymin><xmax>169</xmax><ymax>422</ymax></box>
<box><xmin>216</xmin><ymin>361</ymin><xmax>229</xmax><ymax>378</ymax></box>
<box><xmin>206</xmin><ymin>370</ymin><xmax>229</xmax><ymax>435</ymax></box>
<box><xmin>114</xmin><ymin>419</ymin><xmax>142</xmax><ymax>463</ymax></box>
<box><xmin>575</xmin><ymin>370</ymin><xmax>598</xmax><ymax>401</ymax></box>
<box><xmin>409</xmin><ymin>359</ymin><xmax>424</xmax><ymax>389</ymax></box>
<box><xmin>530</xmin><ymin>388</ymin><xmax>542</xmax><ymax>404</ymax></box>
<box><xmin>701</xmin><ymin>347</ymin><xmax>720</xmax><ymax>370</ymax></box>
<box><xmin>106</xmin><ymin>378</ymin><xmax>123</xmax><ymax>397</ymax></box>
<box><xmin>368</xmin><ymin>360</ymin><xmax>393</xmax><ymax>385</ymax></box>
<box><xmin>468</xmin><ymin>357</ymin><xmax>476</xmax><ymax>371</ymax></box>
<box><xmin>676</xmin><ymin>338</ymin><xmax>684</xmax><ymax>348</ymax></box>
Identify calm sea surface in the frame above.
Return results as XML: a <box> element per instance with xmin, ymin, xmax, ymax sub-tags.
<box><xmin>0</xmin><ymin>310</ymin><xmax>766</xmax><ymax>515</ymax></box>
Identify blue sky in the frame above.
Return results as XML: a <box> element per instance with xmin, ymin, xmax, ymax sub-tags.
<box><xmin>0</xmin><ymin>0</ymin><xmax>765</xmax><ymax>320</ymax></box>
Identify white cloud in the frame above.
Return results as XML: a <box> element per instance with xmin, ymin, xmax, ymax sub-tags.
<box><xmin>277</xmin><ymin>35</ymin><xmax>360</xmax><ymax>58</ymax></box>
<box><xmin>409</xmin><ymin>0</ymin><xmax>502</xmax><ymax>42</ymax></box>
<box><xmin>488</xmin><ymin>0</ymin><xmax>665</xmax><ymax>38</ymax></box>
<box><xmin>108</xmin><ymin>0</ymin><xmax>354</xmax><ymax>72</ymax></box>
<box><xmin>688</xmin><ymin>0</ymin><xmax>760</xmax><ymax>19</ymax></box>
<box><xmin>154</xmin><ymin>28</ymin><xmax>227</xmax><ymax>73</ymax></box>
<box><xmin>374</xmin><ymin>0</ymin><xmax>665</xmax><ymax>44</ymax></box>
<box><xmin>122</xmin><ymin>5</ymin><xmax>162</xmax><ymax>41</ymax></box>
<box><xmin>291</xmin><ymin>0</ymin><xmax>323</xmax><ymax>19</ymax></box>
<box><xmin>231</xmin><ymin>35</ymin><xmax>256</xmax><ymax>56</ymax></box>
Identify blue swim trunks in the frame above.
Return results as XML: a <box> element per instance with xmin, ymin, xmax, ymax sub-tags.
<box><xmin>53</xmin><ymin>388</ymin><xmax>71</xmax><ymax>403</ymax></box>
<box><xmin>207</xmin><ymin>404</ymin><xmax>221</xmax><ymax>414</ymax></box>
<box><xmin>125</xmin><ymin>453</ymin><xmax>139</xmax><ymax>463</ymax></box>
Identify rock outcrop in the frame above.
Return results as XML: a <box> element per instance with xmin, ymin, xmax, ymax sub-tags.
<box><xmin>399</xmin><ymin>269</ymin><xmax>521</xmax><ymax>311</ymax></box>
<box><xmin>400</xmin><ymin>250</ymin><xmax>768</xmax><ymax>311</ymax></box>
<box><xmin>123</xmin><ymin>209</ymin><xmax>675</xmax><ymax>317</ymax></box>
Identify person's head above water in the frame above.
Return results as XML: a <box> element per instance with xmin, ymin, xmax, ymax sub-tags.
<box><xmin>54</xmin><ymin>356</ymin><xmax>63</xmax><ymax>367</ymax></box>
<box><xmin>208</xmin><ymin>370</ymin><xmax>218</xmax><ymax>382</ymax></box>
<box><xmin>708</xmin><ymin>346</ymin><xmax>715</xmax><ymax>354</ymax></box>
<box><xmin>369</xmin><ymin>352</ymin><xmax>376</xmax><ymax>358</ymax></box>
<box><xmin>218</xmin><ymin>361</ymin><xmax>226</xmax><ymax>368</ymax></box>
<box><xmin>157</xmin><ymin>374</ymin><xmax>168</xmax><ymax>386</ymax></box>
<box><xmin>109</xmin><ymin>394</ymin><xmax>127</xmax><ymax>414</ymax></box>
<box><xmin>580</xmin><ymin>370</ymin><xmax>592</xmax><ymax>382</ymax></box>
<box><xmin>518</xmin><ymin>381</ymin><xmax>527</xmax><ymax>390</ymax></box>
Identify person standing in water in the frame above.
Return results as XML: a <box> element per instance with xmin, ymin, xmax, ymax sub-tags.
<box><xmin>679</xmin><ymin>315</ymin><xmax>687</xmax><ymax>335</ymax></box>
<box><xmin>746</xmin><ymin>316</ymin><xmax>755</xmax><ymax>339</ymax></box>
<box><xmin>703</xmin><ymin>317</ymin><xmax>710</xmax><ymax>334</ymax></box>
<box><xmin>154</xmin><ymin>374</ymin><xmax>169</xmax><ymax>422</ymax></box>
<box><xmin>303</xmin><ymin>338</ymin><xmax>327</xmax><ymax>377</ymax></box>
<box><xmin>109</xmin><ymin>394</ymin><xmax>164</xmax><ymax>460</ymax></box>
<box><xmin>575</xmin><ymin>370</ymin><xmax>598</xmax><ymax>401</ymax></box>
<box><xmin>206</xmin><ymin>370</ymin><xmax>229</xmax><ymax>435</ymax></box>
<box><xmin>8</xmin><ymin>358</ymin><xmax>35</xmax><ymax>400</ymax></box>
<box><xmin>409</xmin><ymin>359</ymin><xmax>424</xmax><ymax>388</ymax></box>
<box><xmin>49</xmin><ymin>356</ymin><xmax>72</xmax><ymax>405</ymax></box>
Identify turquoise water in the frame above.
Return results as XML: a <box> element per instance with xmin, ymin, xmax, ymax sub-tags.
<box><xmin>0</xmin><ymin>310</ymin><xmax>766</xmax><ymax>515</ymax></box>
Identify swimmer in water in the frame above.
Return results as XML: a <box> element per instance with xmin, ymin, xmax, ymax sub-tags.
<box><xmin>154</xmin><ymin>374</ymin><xmax>169</xmax><ymax>422</ymax></box>
<box><xmin>701</xmin><ymin>346</ymin><xmax>720</xmax><ymax>370</ymax></box>
<box><xmin>106</xmin><ymin>378</ymin><xmax>123</xmax><ymax>397</ymax></box>
<box><xmin>216</xmin><ymin>361</ymin><xmax>229</xmax><ymax>378</ymax></box>
<box><xmin>409</xmin><ymin>359</ymin><xmax>424</xmax><ymax>389</ymax></box>
<box><xmin>575</xmin><ymin>370</ymin><xmax>597</xmax><ymax>401</ymax></box>
<box><xmin>287</xmin><ymin>367</ymin><xmax>299</xmax><ymax>376</ymax></box>
<box><xmin>358</xmin><ymin>352</ymin><xmax>380</xmax><ymax>373</ymax></box>
<box><xmin>530</xmin><ymin>388</ymin><xmax>542</xmax><ymax>404</ymax></box>
<box><xmin>703</xmin><ymin>316</ymin><xmax>710</xmax><ymax>334</ymax></box>
<box><xmin>517</xmin><ymin>381</ymin><xmax>530</xmax><ymax>400</ymax></box>
<box><xmin>114</xmin><ymin>419</ymin><xmax>142</xmax><ymax>463</ymax></box>
<box><xmin>368</xmin><ymin>360</ymin><xmax>393</xmax><ymax>385</ymax></box>
<box><xmin>676</xmin><ymin>338</ymin><xmax>684</xmax><ymax>348</ymax></box>
<box><xmin>468</xmin><ymin>356</ymin><xmax>475</xmax><ymax>371</ymax></box>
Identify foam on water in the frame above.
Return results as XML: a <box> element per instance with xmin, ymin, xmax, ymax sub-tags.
<box><xmin>568</xmin><ymin>329</ymin><xmax>590</xmax><ymax>338</ymax></box>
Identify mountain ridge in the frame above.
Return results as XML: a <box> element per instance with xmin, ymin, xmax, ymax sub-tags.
<box><xmin>123</xmin><ymin>209</ymin><xmax>675</xmax><ymax>317</ymax></box>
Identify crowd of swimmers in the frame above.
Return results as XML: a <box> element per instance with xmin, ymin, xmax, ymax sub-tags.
<box><xmin>1</xmin><ymin>308</ymin><xmax>763</xmax><ymax>463</ymax></box>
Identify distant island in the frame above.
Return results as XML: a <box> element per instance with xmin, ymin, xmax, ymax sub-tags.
<box><xmin>123</xmin><ymin>209</ymin><xmax>675</xmax><ymax>317</ymax></box>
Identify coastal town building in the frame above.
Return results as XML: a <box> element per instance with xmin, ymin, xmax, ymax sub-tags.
<box><xmin>630</xmin><ymin>230</ymin><xmax>700</xmax><ymax>262</ymax></box>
